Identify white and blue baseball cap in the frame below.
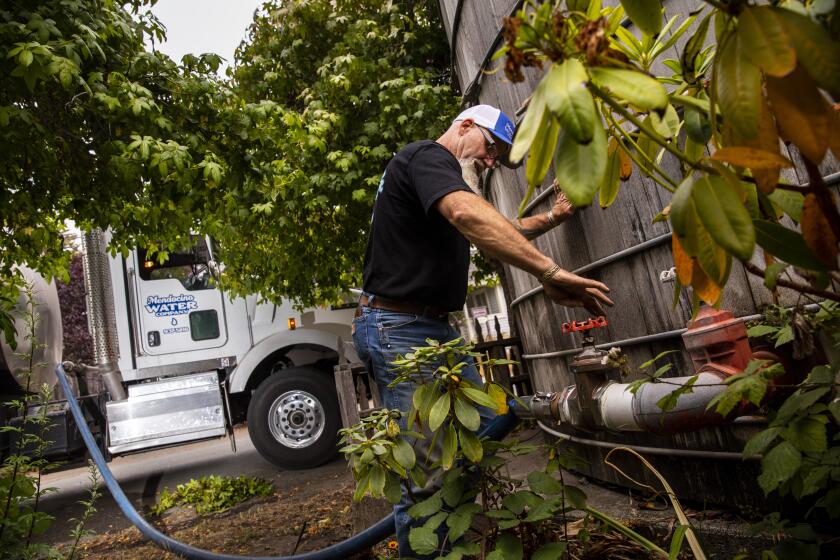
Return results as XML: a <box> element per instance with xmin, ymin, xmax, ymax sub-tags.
<box><xmin>454</xmin><ymin>104</ymin><xmax>516</xmax><ymax>145</ymax></box>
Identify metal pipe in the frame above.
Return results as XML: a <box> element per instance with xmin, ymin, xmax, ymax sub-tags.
<box><xmin>519</xmin><ymin>184</ymin><xmax>556</xmax><ymax>217</ymax></box>
<box><xmin>522</xmin><ymin>327</ymin><xmax>687</xmax><ymax>360</ymax></box>
<box><xmin>536</xmin><ymin>421</ymin><xmax>759</xmax><ymax>461</ymax></box>
<box><xmin>510</xmin><ymin>232</ymin><xmax>674</xmax><ymax>308</ymax></box>
<box><xmin>599</xmin><ymin>371</ymin><xmax>729</xmax><ymax>433</ymax></box>
<box><xmin>521</xmin><ymin>303</ymin><xmax>822</xmax><ymax>361</ymax></box>
<box><xmin>508</xmin><ymin>173</ymin><xmax>840</xmax><ymax>311</ymax></box>
<box><xmin>80</xmin><ymin>229</ymin><xmax>126</xmax><ymax>400</ymax></box>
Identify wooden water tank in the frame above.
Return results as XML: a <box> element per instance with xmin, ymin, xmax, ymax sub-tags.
<box><xmin>438</xmin><ymin>0</ymin><xmax>839</xmax><ymax>505</ymax></box>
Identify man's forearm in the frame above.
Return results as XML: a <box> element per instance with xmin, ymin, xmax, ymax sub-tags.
<box><xmin>437</xmin><ymin>191</ymin><xmax>554</xmax><ymax>277</ymax></box>
<box><xmin>511</xmin><ymin>214</ymin><xmax>551</xmax><ymax>240</ymax></box>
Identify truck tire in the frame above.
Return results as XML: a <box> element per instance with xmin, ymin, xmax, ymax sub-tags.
<box><xmin>247</xmin><ymin>367</ymin><xmax>341</xmax><ymax>469</ymax></box>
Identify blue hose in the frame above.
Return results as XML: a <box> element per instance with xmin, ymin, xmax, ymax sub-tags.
<box><xmin>54</xmin><ymin>365</ymin><xmax>522</xmax><ymax>559</ymax></box>
<box><xmin>54</xmin><ymin>364</ymin><xmax>395</xmax><ymax>560</ymax></box>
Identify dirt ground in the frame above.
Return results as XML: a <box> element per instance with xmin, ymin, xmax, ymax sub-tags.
<box><xmin>44</xmin><ymin>427</ymin><xmax>774</xmax><ymax>559</ymax></box>
<box><xmin>61</xmin><ymin>472</ymin><xmax>388</xmax><ymax>560</ymax></box>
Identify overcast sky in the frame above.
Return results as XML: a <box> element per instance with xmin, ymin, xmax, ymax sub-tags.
<box><xmin>149</xmin><ymin>0</ymin><xmax>265</xmax><ymax>73</ymax></box>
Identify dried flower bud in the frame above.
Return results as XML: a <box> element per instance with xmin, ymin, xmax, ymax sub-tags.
<box><xmin>503</xmin><ymin>16</ymin><xmax>522</xmax><ymax>46</ymax></box>
<box><xmin>575</xmin><ymin>17</ymin><xmax>609</xmax><ymax>65</ymax></box>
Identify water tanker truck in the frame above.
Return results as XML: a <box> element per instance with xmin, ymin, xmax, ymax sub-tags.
<box><xmin>0</xmin><ymin>230</ymin><xmax>356</xmax><ymax>469</ymax></box>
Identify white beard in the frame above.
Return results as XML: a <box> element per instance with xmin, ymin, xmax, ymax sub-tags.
<box><xmin>459</xmin><ymin>159</ymin><xmax>482</xmax><ymax>196</ymax></box>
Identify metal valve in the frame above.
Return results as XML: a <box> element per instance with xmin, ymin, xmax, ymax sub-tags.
<box><xmin>561</xmin><ymin>315</ymin><xmax>608</xmax><ymax>334</ymax></box>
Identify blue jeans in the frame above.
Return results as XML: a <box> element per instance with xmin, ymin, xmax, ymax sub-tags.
<box><xmin>352</xmin><ymin>304</ymin><xmax>497</xmax><ymax>559</ymax></box>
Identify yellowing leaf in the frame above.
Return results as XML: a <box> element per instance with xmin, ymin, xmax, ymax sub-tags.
<box><xmin>710</xmin><ymin>147</ymin><xmax>792</xmax><ymax>170</ymax></box>
<box><xmin>618</xmin><ymin>144</ymin><xmax>632</xmax><ymax>180</ymax></box>
<box><xmin>738</xmin><ymin>7</ymin><xmax>796</xmax><ymax>77</ymax></box>
<box><xmin>801</xmin><ymin>193</ymin><xmax>839</xmax><ymax>270</ymax></box>
<box><xmin>672</xmin><ymin>234</ymin><xmax>693</xmax><ymax>285</ymax></box>
<box><xmin>766</xmin><ymin>66</ymin><xmax>830</xmax><ymax>164</ymax></box>
<box><xmin>691</xmin><ymin>260</ymin><xmax>722</xmax><ymax>306</ymax></box>
<box><xmin>695</xmin><ymin>224</ymin><xmax>730</xmax><ymax>286</ymax></box>
<box><xmin>743</xmin><ymin>91</ymin><xmax>782</xmax><ymax>194</ymax></box>
<box><xmin>599</xmin><ymin>138</ymin><xmax>621</xmax><ymax>208</ymax></box>
<box><xmin>486</xmin><ymin>383</ymin><xmax>509</xmax><ymax>415</ymax></box>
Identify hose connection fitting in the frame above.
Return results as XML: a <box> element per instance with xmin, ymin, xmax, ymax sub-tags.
<box><xmin>564</xmin><ymin>316</ymin><xmax>613</xmax><ymax>428</ymax></box>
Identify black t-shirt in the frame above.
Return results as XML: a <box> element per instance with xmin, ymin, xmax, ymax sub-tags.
<box><xmin>362</xmin><ymin>140</ymin><xmax>474</xmax><ymax>311</ymax></box>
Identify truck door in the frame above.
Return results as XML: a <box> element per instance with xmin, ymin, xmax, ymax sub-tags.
<box><xmin>132</xmin><ymin>237</ymin><xmax>229</xmax><ymax>355</ymax></box>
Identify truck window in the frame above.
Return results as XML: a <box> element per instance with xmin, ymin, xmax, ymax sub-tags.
<box><xmin>137</xmin><ymin>238</ymin><xmax>212</xmax><ymax>291</ymax></box>
<box><xmin>190</xmin><ymin>310</ymin><xmax>220</xmax><ymax>340</ymax></box>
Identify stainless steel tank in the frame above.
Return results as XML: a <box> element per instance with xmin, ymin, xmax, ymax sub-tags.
<box><xmin>0</xmin><ymin>267</ymin><xmax>63</xmax><ymax>392</ymax></box>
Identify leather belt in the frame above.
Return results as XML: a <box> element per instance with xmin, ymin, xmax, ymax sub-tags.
<box><xmin>357</xmin><ymin>294</ymin><xmax>449</xmax><ymax>320</ymax></box>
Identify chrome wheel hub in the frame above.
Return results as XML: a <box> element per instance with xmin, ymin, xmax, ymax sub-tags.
<box><xmin>268</xmin><ymin>390</ymin><xmax>325</xmax><ymax>449</ymax></box>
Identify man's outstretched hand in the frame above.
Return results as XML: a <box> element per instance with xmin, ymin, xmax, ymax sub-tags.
<box><xmin>541</xmin><ymin>268</ymin><xmax>613</xmax><ymax>316</ymax></box>
<box><xmin>550</xmin><ymin>184</ymin><xmax>575</xmax><ymax>224</ymax></box>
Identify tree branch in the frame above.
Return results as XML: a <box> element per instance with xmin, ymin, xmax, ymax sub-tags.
<box><xmin>743</xmin><ymin>260</ymin><xmax>840</xmax><ymax>302</ymax></box>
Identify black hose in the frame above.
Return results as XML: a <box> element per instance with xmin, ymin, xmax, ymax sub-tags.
<box><xmin>54</xmin><ymin>364</ymin><xmax>395</xmax><ymax>560</ymax></box>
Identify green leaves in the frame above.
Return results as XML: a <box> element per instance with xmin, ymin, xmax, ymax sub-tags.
<box><xmin>599</xmin><ymin>138</ymin><xmax>622</xmax><ymax>209</ymax></box>
<box><xmin>525</xmin><ymin>111</ymin><xmax>560</xmax><ymax>190</ymax></box>
<box><xmin>681</xmin><ymin>12</ymin><xmax>711</xmax><ymax>83</ymax></box>
<box><xmin>753</xmin><ymin>220</ymin><xmax>827</xmax><ymax>271</ymax></box>
<box><xmin>459</xmin><ymin>426</ymin><xmax>483</xmax><ymax>463</ymax></box>
<box><xmin>758</xmin><ymin>441</ymin><xmax>802</xmax><ymax>494</ymax></box>
<box><xmin>588</xmin><ymin>67</ymin><xmax>667</xmax><ymax>111</ymax></box>
<box><xmin>669</xmin><ymin>177</ymin><xmax>696</xmax><ymax>247</ymax></box>
<box><xmin>708</xmin><ymin>359</ymin><xmax>784</xmax><ymax>417</ymax></box>
<box><xmin>460</xmin><ymin>387</ymin><xmax>498</xmax><ymax>410</ymax></box>
<box><xmin>691</xmin><ymin>175</ymin><xmax>755</xmax><ymax>260</ymax></box>
<box><xmin>554</xmin><ymin>117</ymin><xmax>607</xmax><ymax>207</ymax></box>
<box><xmin>533</xmin><ymin>543</ymin><xmax>567</xmax><ymax>560</ymax></box>
<box><xmin>392</xmin><ymin>438</ymin><xmax>416</xmax><ymax>470</ymax></box>
<box><xmin>544</xmin><ymin>59</ymin><xmax>594</xmax><ymax>143</ymax></box>
<box><xmin>715</xmin><ymin>32</ymin><xmax>761</xmax><ymax>140</ymax></box>
<box><xmin>408</xmin><ymin>526</ymin><xmax>439</xmax><ymax>556</ymax></box>
<box><xmin>511</xmin><ymin>82</ymin><xmax>547</xmax><ymax>164</ymax></box>
<box><xmin>488</xmin><ymin>533</ymin><xmax>523</xmax><ymax>560</ymax></box>
<box><xmin>408</xmin><ymin>492</ymin><xmax>443</xmax><ymax>518</ymax></box>
<box><xmin>429</xmin><ymin>391</ymin><xmax>451</xmax><ymax>431</ymax></box>
<box><xmin>454</xmin><ymin>397</ymin><xmax>480</xmax><ymax>431</ymax></box>
<box><xmin>527</xmin><ymin>471</ymin><xmax>562</xmax><ymax>495</ymax></box>
<box><xmin>442</xmin><ymin>423</ymin><xmax>458</xmax><ymax>470</ymax></box>
<box><xmin>783</xmin><ymin>416</ymin><xmax>827</xmax><ymax>454</ymax></box>
<box><xmin>737</xmin><ymin>7</ymin><xmax>796</xmax><ymax>77</ymax></box>
<box><xmin>774</xmin><ymin>8</ymin><xmax>840</xmax><ymax>98</ymax></box>
<box><xmin>620</xmin><ymin>0</ymin><xmax>663</xmax><ymax>35</ymax></box>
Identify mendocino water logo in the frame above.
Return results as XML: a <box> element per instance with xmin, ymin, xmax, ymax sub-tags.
<box><xmin>145</xmin><ymin>294</ymin><xmax>198</xmax><ymax>317</ymax></box>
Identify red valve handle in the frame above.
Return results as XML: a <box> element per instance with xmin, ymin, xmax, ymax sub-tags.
<box><xmin>562</xmin><ymin>316</ymin><xmax>608</xmax><ymax>334</ymax></box>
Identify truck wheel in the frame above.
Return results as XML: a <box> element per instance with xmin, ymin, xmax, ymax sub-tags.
<box><xmin>247</xmin><ymin>367</ymin><xmax>340</xmax><ymax>469</ymax></box>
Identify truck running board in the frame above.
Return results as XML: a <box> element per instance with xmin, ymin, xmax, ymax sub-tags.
<box><xmin>106</xmin><ymin>371</ymin><xmax>227</xmax><ymax>454</ymax></box>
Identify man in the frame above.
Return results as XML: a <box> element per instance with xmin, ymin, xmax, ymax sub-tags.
<box><xmin>352</xmin><ymin>104</ymin><xmax>612</xmax><ymax>557</ymax></box>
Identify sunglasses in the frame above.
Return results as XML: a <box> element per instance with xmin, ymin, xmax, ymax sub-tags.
<box><xmin>477</xmin><ymin>125</ymin><xmax>500</xmax><ymax>160</ymax></box>
<box><xmin>475</xmin><ymin>125</ymin><xmax>509</xmax><ymax>167</ymax></box>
